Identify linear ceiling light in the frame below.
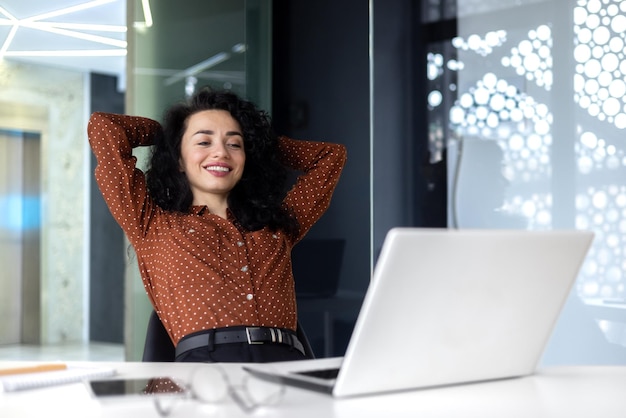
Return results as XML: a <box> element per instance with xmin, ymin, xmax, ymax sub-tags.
<box><xmin>0</xmin><ymin>0</ymin><xmax>128</xmax><ymax>60</ymax></box>
<box><xmin>23</xmin><ymin>0</ymin><xmax>117</xmax><ymax>23</ymax></box>
<box><xmin>164</xmin><ymin>52</ymin><xmax>231</xmax><ymax>86</ymax></box>
<box><xmin>0</xmin><ymin>24</ymin><xmax>18</xmax><ymax>55</ymax></box>
<box><xmin>0</xmin><ymin>6</ymin><xmax>17</xmax><ymax>21</ymax></box>
<box><xmin>134</xmin><ymin>0</ymin><xmax>153</xmax><ymax>29</ymax></box>
<box><xmin>35</xmin><ymin>22</ymin><xmax>126</xmax><ymax>32</ymax></box>
<box><xmin>20</xmin><ymin>22</ymin><xmax>127</xmax><ymax>48</ymax></box>
<box><xmin>4</xmin><ymin>49</ymin><xmax>126</xmax><ymax>57</ymax></box>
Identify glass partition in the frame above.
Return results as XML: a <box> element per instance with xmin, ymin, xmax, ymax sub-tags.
<box><xmin>425</xmin><ymin>0</ymin><xmax>626</xmax><ymax>362</ymax></box>
<box><xmin>125</xmin><ymin>0</ymin><xmax>272</xmax><ymax>360</ymax></box>
<box><xmin>128</xmin><ymin>0</ymin><xmax>271</xmax><ymax>118</ymax></box>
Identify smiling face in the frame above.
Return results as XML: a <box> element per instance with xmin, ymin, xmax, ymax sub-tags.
<box><xmin>179</xmin><ymin>109</ymin><xmax>246</xmax><ymax>210</ymax></box>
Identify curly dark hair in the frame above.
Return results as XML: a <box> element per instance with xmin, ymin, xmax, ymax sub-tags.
<box><xmin>145</xmin><ymin>88</ymin><xmax>299</xmax><ymax>238</ymax></box>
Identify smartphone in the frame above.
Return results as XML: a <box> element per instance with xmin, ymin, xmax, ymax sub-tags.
<box><xmin>88</xmin><ymin>377</ymin><xmax>187</xmax><ymax>398</ymax></box>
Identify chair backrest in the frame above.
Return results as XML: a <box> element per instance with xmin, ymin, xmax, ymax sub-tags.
<box><xmin>142</xmin><ymin>310</ymin><xmax>316</xmax><ymax>362</ymax></box>
<box><xmin>142</xmin><ymin>310</ymin><xmax>175</xmax><ymax>362</ymax></box>
<box><xmin>292</xmin><ymin>238</ymin><xmax>345</xmax><ymax>298</ymax></box>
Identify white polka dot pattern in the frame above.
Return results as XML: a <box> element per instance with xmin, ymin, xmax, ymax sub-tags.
<box><xmin>87</xmin><ymin>112</ymin><xmax>347</xmax><ymax>345</ymax></box>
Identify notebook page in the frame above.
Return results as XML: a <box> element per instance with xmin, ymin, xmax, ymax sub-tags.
<box><xmin>0</xmin><ymin>365</ymin><xmax>116</xmax><ymax>392</ymax></box>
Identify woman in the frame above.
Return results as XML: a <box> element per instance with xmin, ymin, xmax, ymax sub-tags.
<box><xmin>88</xmin><ymin>88</ymin><xmax>346</xmax><ymax>362</ymax></box>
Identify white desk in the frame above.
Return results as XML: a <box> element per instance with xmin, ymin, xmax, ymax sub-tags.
<box><xmin>2</xmin><ymin>362</ymin><xmax>626</xmax><ymax>418</ymax></box>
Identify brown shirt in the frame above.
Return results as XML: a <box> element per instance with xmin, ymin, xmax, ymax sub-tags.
<box><xmin>88</xmin><ymin>112</ymin><xmax>346</xmax><ymax>345</ymax></box>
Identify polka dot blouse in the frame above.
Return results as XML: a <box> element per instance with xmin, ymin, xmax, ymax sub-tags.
<box><xmin>87</xmin><ymin>112</ymin><xmax>347</xmax><ymax>346</ymax></box>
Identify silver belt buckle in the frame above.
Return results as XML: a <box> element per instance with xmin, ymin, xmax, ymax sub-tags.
<box><xmin>245</xmin><ymin>327</ymin><xmax>264</xmax><ymax>345</ymax></box>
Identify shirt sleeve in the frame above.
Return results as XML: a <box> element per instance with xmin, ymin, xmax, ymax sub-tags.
<box><xmin>278</xmin><ymin>135</ymin><xmax>347</xmax><ymax>241</ymax></box>
<box><xmin>87</xmin><ymin>112</ymin><xmax>162</xmax><ymax>246</ymax></box>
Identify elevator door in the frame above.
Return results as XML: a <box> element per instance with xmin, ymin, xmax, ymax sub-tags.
<box><xmin>0</xmin><ymin>129</ymin><xmax>41</xmax><ymax>345</ymax></box>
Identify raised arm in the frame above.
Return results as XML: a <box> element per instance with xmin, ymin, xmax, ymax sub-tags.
<box><xmin>87</xmin><ymin>112</ymin><xmax>162</xmax><ymax>245</ymax></box>
<box><xmin>279</xmin><ymin>136</ymin><xmax>347</xmax><ymax>241</ymax></box>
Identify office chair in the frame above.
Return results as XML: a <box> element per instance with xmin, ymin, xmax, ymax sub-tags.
<box><xmin>142</xmin><ymin>310</ymin><xmax>176</xmax><ymax>362</ymax></box>
<box><xmin>142</xmin><ymin>310</ymin><xmax>315</xmax><ymax>362</ymax></box>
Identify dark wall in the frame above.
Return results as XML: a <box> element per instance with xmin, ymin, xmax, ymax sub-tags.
<box><xmin>273</xmin><ymin>0</ymin><xmax>371</xmax><ymax>356</ymax></box>
<box><xmin>272</xmin><ymin>0</ymin><xmax>447</xmax><ymax>356</ymax></box>
<box><xmin>372</xmin><ymin>0</ymin><xmax>447</xmax><ymax>255</ymax></box>
<box><xmin>273</xmin><ymin>0</ymin><xmax>371</xmax><ymax>292</ymax></box>
<box><xmin>89</xmin><ymin>73</ymin><xmax>125</xmax><ymax>343</ymax></box>
<box><xmin>372</xmin><ymin>1</ymin><xmax>419</xmax><ymax>255</ymax></box>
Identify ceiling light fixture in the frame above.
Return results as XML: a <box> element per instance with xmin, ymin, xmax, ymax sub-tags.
<box><xmin>30</xmin><ymin>22</ymin><xmax>126</xmax><ymax>33</ymax></box>
<box><xmin>134</xmin><ymin>0</ymin><xmax>154</xmax><ymax>29</ymax></box>
<box><xmin>0</xmin><ymin>6</ymin><xmax>16</xmax><ymax>20</ymax></box>
<box><xmin>23</xmin><ymin>0</ymin><xmax>117</xmax><ymax>23</ymax></box>
<box><xmin>0</xmin><ymin>0</ymin><xmax>130</xmax><ymax>61</ymax></box>
<box><xmin>20</xmin><ymin>22</ymin><xmax>127</xmax><ymax>48</ymax></box>
<box><xmin>0</xmin><ymin>24</ymin><xmax>18</xmax><ymax>56</ymax></box>
<box><xmin>3</xmin><ymin>49</ymin><xmax>126</xmax><ymax>57</ymax></box>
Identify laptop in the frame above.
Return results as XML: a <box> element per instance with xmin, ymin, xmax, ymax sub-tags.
<box><xmin>244</xmin><ymin>227</ymin><xmax>594</xmax><ymax>398</ymax></box>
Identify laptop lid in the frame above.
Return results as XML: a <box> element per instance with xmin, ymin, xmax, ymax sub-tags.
<box><xmin>245</xmin><ymin>228</ymin><xmax>594</xmax><ymax>398</ymax></box>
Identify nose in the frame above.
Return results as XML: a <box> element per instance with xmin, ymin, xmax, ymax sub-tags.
<box><xmin>211</xmin><ymin>141</ymin><xmax>229</xmax><ymax>158</ymax></box>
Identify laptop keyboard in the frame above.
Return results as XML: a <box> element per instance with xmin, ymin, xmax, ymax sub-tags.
<box><xmin>295</xmin><ymin>367</ymin><xmax>340</xmax><ymax>380</ymax></box>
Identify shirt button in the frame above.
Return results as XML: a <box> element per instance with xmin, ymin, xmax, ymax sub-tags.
<box><xmin>241</xmin><ymin>265</ymin><xmax>249</xmax><ymax>272</ymax></box>
<box><xmin>246</xmin><ymin>294</ymin><xmax>254</xmax><ymax>300</ymax></box>
<box><xmin>237</xmin><ymin>241</ymin><xmax>244</xmax><ymax>247</ymax></box>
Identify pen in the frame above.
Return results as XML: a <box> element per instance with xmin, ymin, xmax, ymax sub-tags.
<box><xmin>0</xmin><ymin>363</ymin><xmax>67</xmax><ymax>376</ymax></box>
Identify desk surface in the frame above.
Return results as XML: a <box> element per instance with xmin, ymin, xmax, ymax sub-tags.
<box><xmin>2</xmin><ymin>362</ymin><xmax>626</xmax><ymax>418</ymax></box>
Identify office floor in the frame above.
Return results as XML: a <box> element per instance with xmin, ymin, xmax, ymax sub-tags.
<box><xmin>0</xmin><ymin>342</ymin><xmax>125</xmax><ymax>362</ymax></box>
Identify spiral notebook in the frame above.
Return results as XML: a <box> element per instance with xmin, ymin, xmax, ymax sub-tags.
<box><xmin>0</xmin><ymin>364</ymin><xmax>116</xmax><ymax>392</ymax></box>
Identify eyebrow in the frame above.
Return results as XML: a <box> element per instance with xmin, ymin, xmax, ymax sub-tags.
<box><xmin>193</xmin><ymin>129</ymin><xmax>243</xmax><ymax>137</ymax></box>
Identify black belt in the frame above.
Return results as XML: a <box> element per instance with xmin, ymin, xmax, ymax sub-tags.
<box><xmin>175</xmin><ymin>326</ymin><xmax>305</xmax><ymax>358</ymax></box>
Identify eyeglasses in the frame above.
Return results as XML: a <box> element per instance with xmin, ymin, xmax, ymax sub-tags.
<box><xmin>151</xmin><ymin>365</ymin><xmax>286</xmax><ymax>416</ymax></box>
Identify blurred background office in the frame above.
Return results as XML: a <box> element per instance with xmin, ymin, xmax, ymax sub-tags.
<box><xmin>0</xmin><ymin>0</ymin><xmax>624</xmax><ymax>365</ymax></box>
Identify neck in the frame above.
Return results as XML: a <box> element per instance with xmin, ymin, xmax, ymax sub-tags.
<box><xmin>194</xmin><ymin>196</ymin><xmax>229</xmax><ymax>219</ymax></box>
